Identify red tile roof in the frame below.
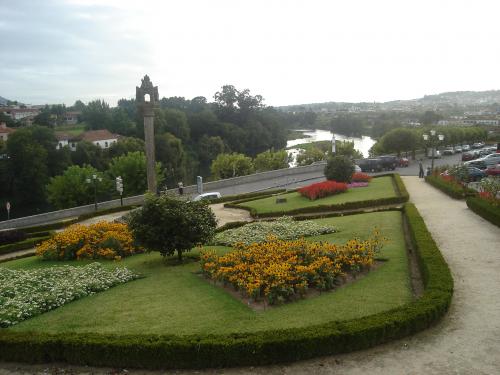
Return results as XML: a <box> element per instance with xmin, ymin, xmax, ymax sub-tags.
<box><xmin>76</xmin><ymin>129</ymin><xmax>119</xmax><ymax>142</ymax></box>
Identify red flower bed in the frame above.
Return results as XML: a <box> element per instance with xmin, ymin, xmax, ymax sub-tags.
<box><xmin>298</xmin><ymin>180</ymin><xmax>348</xmax><ymax>200</ymax></box>
<box><xmin>352</xmin><ymin>172</ymin><xmax>372</xmax><ymax>182</ymax></box>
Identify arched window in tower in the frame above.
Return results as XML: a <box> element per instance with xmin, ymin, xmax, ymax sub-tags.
<box><xmin>144</xmin><ymin>93</ymin><xmax>151</xmax><ymax>102</ymax></box>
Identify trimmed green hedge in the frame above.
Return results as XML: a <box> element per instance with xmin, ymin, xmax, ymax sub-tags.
<box><xmin>76</xmin><ymin>205</ymin><xmax>137</xmax><ymax>221</ymax></box>
<box><xmin>0</xmin><ymin>234</ymin><xmax>52</xmax><ymax>256</ymax></box>
<box><xmin>0</xmin><ymin>203</ymin><xmax>453</xmax><ymax>369</ymax></box>
<box><xmin>21</xmin><ymin>219</ymin><xmax>79</xmax><ymax>234</ymax></box>
<box><xmin>466</xmin><ymin>197</ymin><xmax>500</xmax><ymax>227</ymax></box>
<box><xmin>425</xmin><ymin>175</ymin><xmax>476</xmax><ymax>199</ymax></box>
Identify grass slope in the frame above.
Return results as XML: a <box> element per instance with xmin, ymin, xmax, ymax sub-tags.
<box><xmin>3</xmin><ymin>211</ymin><xmax>411</xmax><ymax>336</ymax></box>
<box><xmin>240</xmin><ymin>176</ymin><xmax>396</xmax><ymax>214</ymax></box>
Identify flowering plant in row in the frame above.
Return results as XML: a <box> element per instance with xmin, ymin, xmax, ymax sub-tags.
<box><xmin>298</xmin><ymin>180</ymin><xmax>348</xmax><ymax>200</ymax></box>
<box><xmin>347</xmin><ymin>182</ymin><xmax>369</xmax><ymax>188</ymax></box>
<box><xmin>201</xmin><ymin>229</ymin><xmax>387</xmax><ymax>305</ymax></box>
<box><xmin>351</xmin><ymin>172</ymin><xmax>372</xmax><ymax>182</ymax></box>
<box><xmin>35</xmin><ymin>221</ymin><xmax>144</xmax><ymax>261</ymax></box>
<box><xmin>0</xmin><ymin>263</ymin><xmax>139</xmax><ymax>327</ymax></box>
<box><xmin>213</xmin><ymin>216</ymin><xmax>336</xmax><ymax>246</ymax></box>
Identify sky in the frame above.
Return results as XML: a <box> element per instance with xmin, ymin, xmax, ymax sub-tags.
<box><xmin>1</xmin><ymin>0</ymin><xmax>500</xmax><ymax>107</ymax></box>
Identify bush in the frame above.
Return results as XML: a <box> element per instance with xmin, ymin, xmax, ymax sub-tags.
<box><xmin>0</xmin><ymin>229</ymin><xmax>27</xmax><ymax>246</ymax></box>
<box><xmin>35</xmin><ymin>222</ymin><xmax>142</xmax><ymax>260</ymax></box>
<box><xmin>128</xmin><ymin>194</ymin><xmax>217</xmax><ymax>261</ymax></box>
<box><xmin>298</xmin><ymin>180</ymin><xmax>348</xmax><ymax>200</ymax></box>
<box><xmin>324</xmin><ymin>156</ymin><xmax>354</xmax><ymax>183</ymax></box>
<box><xmin>425</xmin><ymin>175</ymin><xmax>472</xmax><ymax>199</ymax></box>
<box><xmin>466</xmin><ymin>196</ymin><xmax>500</xmax><ymax>227</ymax></box>
<box><xmin>202</xmin><ymin>232</ymin><xmax>386</xmax><ymax>304</ymax></box>
<box><xmin>0</xmin><ymin>203</ymin><xmax>453</xmax><ymax>369</ymax></box>
<box><xmin>351</xmin><ymin>172</ymin><xmax>372</xmax><ymax>182</ymax></box>
<box><xmin>213</xmin><ymin>216</ymin><xmax>336</xmax><ymax>246</ymax></box>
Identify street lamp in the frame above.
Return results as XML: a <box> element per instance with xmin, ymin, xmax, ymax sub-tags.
<box><xmin>422</xmin><ymin>131</ymin><xmax>445</xmax><ymax>173</ymax></box>
<box><xmin>86</xmin><ymin>174</ymin><xmax>102</xmax><ymax>211</ymax></box>
<box><xmin>115</xmin><ymin>176</ymin><xmax>124</xmax><ymax>206</ymax></box>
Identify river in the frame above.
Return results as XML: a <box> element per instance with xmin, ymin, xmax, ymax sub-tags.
<box><xmin>286</xmin><ymin>129</ymin><xmax>376</xmax><ymax>166</ymax></box>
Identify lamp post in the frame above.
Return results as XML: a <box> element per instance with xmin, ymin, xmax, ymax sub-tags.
<box><xmin>422</xmin><ymin>130</ymin><xmax>444</xmax><ymax>173</ymax></box>
<box><xmin>86</xmin><ymin>174</ymin><xmax>102</xmax><ymax>211</ymax></box>
<box><xmin>115</xmin><ymin>176</ymin><xmax>123</xmax><ymax>206</ymax></box>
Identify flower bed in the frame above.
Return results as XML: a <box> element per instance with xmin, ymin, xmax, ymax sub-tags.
<box><xmin>35</xmin><ymin>222</ymin><xmax>143</xmax><ymax>261</ymax></box>
<box><xmin>347</xmin><ymin>182</ymin><xmax>369</xmax><ymax>188</ymax></box>
<box><xmin>213</xmin><ymin>216</ymin><xmax>336</xmax><ymax>246</ymax></box>
<box><xmin>298</xmin><ymin>180</ymin><xmax>348</xmax><ymax>200</ymax></box>
<box><xmin>202</xmin><ymin>230</ymin><xmax>386</xmax><ymax>305</ymax></box>
<box><xmin>0</xmin><ymin>263</ymin><xmax>139</xmax><ymax>327</ymax></box>
<box><xmin>351</xmin><ymin>172</ymin><xmax>372</xmax><ymax>182</ymax></box>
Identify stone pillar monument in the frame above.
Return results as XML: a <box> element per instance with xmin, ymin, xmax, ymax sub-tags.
<box><xmin>136</xmin><ymin>75</ymin><xmax>159</xmax><ymax>194</ymax></box>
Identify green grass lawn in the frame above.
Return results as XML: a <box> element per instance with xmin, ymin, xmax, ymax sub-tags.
<box><xmin>239</xmin><ymin>176</ymin><xmax>397</xmax><ymax>214</ymax></box>
<box><xmin>54</xmin><ymin>123</ymin><xmax>86</xmax><ymax>136</ymax></box>
<box><xmin>2</xmin><ymin>211</ymin><xmax>411</xmax><ymax>336</ymax></box>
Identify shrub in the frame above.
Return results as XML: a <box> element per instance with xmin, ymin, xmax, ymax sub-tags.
<box><xmin>351</xmin><ymin>172</ymin><xmax>372</xmax><ymax>182</ymax></box>
<box><xmin>425</xmin><ymin>175</ymin><xmax>472</xmax><ymax>199</ymax></box>
<box><xmin>0</xmin><ymin>229</ymin><xmax>27</xmax><ymax>246</ymax></box>
<box><xmin>213</xmin><ymin>216</ymin><xmax>336</xmax><ymax>246</ymax></box>
<box><xmin>128</xmin><ymin>194</ymin><xmax>217</xmax><ymax>262</ymax></box>
<box><xmin>35</xmin><ymin>222</ymin><xmax>142</xmax><ymax>261</ymax></box>
<box><xmin>324</xmin><ymin>156</ymin><xmax>354</xmax><ymax>183</ymax></box>
<box><xmin>466</xmin><ymin>196</ymin><xmax>500</xmax><ymax>227</ymax></box>
<box><xmin>202</xmin><ymin>231</ymin><xmax>386</xmax><ymax>304</ymax></box>
<box><xmin>0</xmin><ymin>263</ymin><xmax>139</xmax><ymax>327</ymax></box>
<box><xmin>298</xmin><ymin>180</ymin><xmax>348</xmax><ymax>200</ymax></box>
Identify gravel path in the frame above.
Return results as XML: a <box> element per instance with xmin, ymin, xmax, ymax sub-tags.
<box><xmin>1</xmin><ymin>176</ymin><xmax>500</xmax><ymax>374</ymax></box>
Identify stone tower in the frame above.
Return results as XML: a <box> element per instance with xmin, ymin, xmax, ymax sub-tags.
<box><xmin>136</xmin><ymin>75</ymin><xmax>159</xmax><ymax>194</ymax></box>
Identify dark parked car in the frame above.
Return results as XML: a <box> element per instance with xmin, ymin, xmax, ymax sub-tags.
<box><xmin>466</xmin><ymin>167</ymin><xmax>487</xmax><ymax>182</ymax></box>
<box><xmin>486</xmin><ymin>164</ymin><xmax>500</xmax><ymax>176</ymax></box>
<box><xmin>357</xmin><ymin>158</ymin><xmax>383</xmax><ymax>172</ymax></box>
<box><xmin>379</xmin><ymin>155</ymin><xmax>398</xmax><ymax>170</ymax></box>
<box><xmin>464</xmin><ymin>160</ymin><xmax>487</xmax><ymax>170</ymax></box>
<box><xmin>462</xmin><ymin>152</ymin><xmax>475</xmax><ymax>161</ymax></box>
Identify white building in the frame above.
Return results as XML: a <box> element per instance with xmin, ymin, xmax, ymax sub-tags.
<box><xmin>0</xmin><ymin>122</ymin><xmax>15</xmax><ymax>141</ymax></box>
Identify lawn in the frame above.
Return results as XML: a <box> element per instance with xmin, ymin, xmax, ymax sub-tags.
<box><xmin>239</xmin><ymin>176</ymin><xmax>397</xmax><ymax>214</ymax></box>
<box><xmin>54</xmin><ymin>124</ymin><xmax>86</xmax><ymax>136</ymax></box>
<box><xmin>2</xmin><ymin>211</ymin><xmax>411</xmax><ymax>336</ymax></box>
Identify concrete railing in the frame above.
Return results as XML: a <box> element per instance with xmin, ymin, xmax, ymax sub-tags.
<box><xmin>0</xmin><ymin>163</ymin><xmax>326</xmax><ymax>230</ymax></box>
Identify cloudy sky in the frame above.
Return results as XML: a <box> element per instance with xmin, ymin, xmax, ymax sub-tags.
<box><xmin>1</xmin><ymin>0</ymin><xmax>500</xmax><ymax>107</ymax></box>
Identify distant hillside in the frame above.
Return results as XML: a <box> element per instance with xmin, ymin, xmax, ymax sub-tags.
<box><xmin>0</xmin><ymin>96</ymin><xmax>8</xmax><ymax>106</ymax></box>
<box><xmin>280</xmin><ymin>90</ymin><xmax>500</xmax><ymax>112</ymax></box>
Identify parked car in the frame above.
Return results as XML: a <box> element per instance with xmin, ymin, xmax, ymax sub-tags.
<box><xmin>454</xmin><ymin>146</ymin><xmax>462</xmax><ymax>153</ymax></box>
<box><xmin>398</xmin><ymin>157</ymin><xmax>409</xmax><ymax>167</ymax></box>
<box><xmin>357</xmin><ymin>158</ymin><xmax>383</xmax><ymax>172</ymax></box>
<box><xmin>462</xmin><ymin>144</ymin><xmax>471</xmax><ymax>152</ymax></box>
<box><xmin>486</xmin><ymin>164</ymin><xmax>500</xmax><ymax>176</ymax></box>
<box><xmin>379</xmin><ymin>155</ymin><xmax>398</xmax><ymax>170</ymax></box>
<box><xmin>354</xmin><ymin>164</ymin><xmax>362</xmax><ymax>173</ymax></box>
<box><xmin>192</xmin><ymin>192</ymin><xmax>222</xmax><ymax>201</ymax></box>
<box><xmin>427</xmin><ymin>150</ymin><xmax>441</xmax><ymax>159</ymax></box>
<box><xmin>481</xmin><ymin>153</ymin><xmax>500</xmax><ymax>167</ymax></box>
<box><xmin>462</xmin><ymin>151</ymin><xmax>475</xmax><ymax>161</ymax></box>
<box><xmin>463</xmin><ymin>160</ymin><xmax>487</xmax><ymax>170</ymax></box>
<box><xmin>443</xmin><ymin>147</ymin><xmax>455</xmax><ymax>155</ymax></box>
<box><xmin>472</xmin><ymin>142</ymin><xmax>484</xmax><ymax>149</ymax></box>
<box><xmin>479</xmin><ymin>148</ymin><xmax>493</xmax><ymax>157</ymax></box>
<box><xmin>466</xmin><ymin>167</ymin><xmax>487</xmax><ymax>182</ymax></box>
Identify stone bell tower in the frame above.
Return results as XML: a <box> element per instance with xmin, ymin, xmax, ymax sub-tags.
<box><xmin>136</xmin><ymin>75</ymin><xmax>159</xmax><ymax>194</ymax></box>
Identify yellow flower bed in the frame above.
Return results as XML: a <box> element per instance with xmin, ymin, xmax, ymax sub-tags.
<box><xmin>201</xmin><ymin>230</ymin><xmax>387</xmax><ymax>305</ymax></box>
<box><xmin>36</xmin><ymin>222</ymin><xmax>143</xmax><ymax>261</ymax></box>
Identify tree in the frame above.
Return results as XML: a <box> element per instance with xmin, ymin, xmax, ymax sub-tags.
<box><xmin>324</xmin><ymin>156</ymin><xmax>354</xmax><ymax>183</ymax></box>
<box><xmin>296</xmin><ymin>147</ymin><xmax>325</xmax><ymax>166</ymax></box>
<box><xmin>156</xmin><ymin>108</ymin><xmax>190</xmax><ymax>141</ymax></box>
<box><xmin>210</xmin><ymin>153</ymin><xmax>254</xmax><ymax>180</ymax></box>
<box><xmin>107</xmin><ymin>151</ymin><xmax>164</xmax><ymax>196</ymax></box>
<box><xmin>72</xmin><ymin>141</ymin><xmax>106</xmax><ymax>170</ymax></box>
<box><xmin>46</xmin><ymin>165</ymin><xmax>111</xmax><ymax>209</ymax></box>
<box><xmin>81</xmin><ymin>100</ymin><xmax>111</xmax><ymax>130</ymax></box>
<box><xmin>334</xmin><ymin>140</ymin><xmax>364</xmax><ymax>159</ymax></box>
<box><xmin>128</xmin><ymin>194</ymin><xmax>217</xmax><ymax>262</ymax></box>
<box><xmin>254</xmin><ymin>149</ymin><xmax>290</xmax><ymax>172</ymax></box>
<box><xmin>331</xmin><ymin>116</ymin><xmax>365</xmax><ymax>136</ymax></box>
<box><xmin>380</xmin><ymin>128</ymin><xmax>418</xmax><ymax>157</ymax></box>
<box><xmin>109</xmin><ymin>108</ymin><xmax>136</xmax><ymax>136</ymax></box>
<box><xmin>106</xmin><ymin>137</ymin><xmax>145</xmax><ymax>159</ymax></box>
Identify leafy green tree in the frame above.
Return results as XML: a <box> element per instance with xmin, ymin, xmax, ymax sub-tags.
<box><xmin>334</xmin><ymin>140</ymin><xmax>364</xmax><ymax>159</ymax></box>
<box><xmin>106</xmin><ymin>137</ymin><xmax>145</xmax><ymax>159</ymax></box>
<box><xmin>46</xmin><ymin>165</ymin><xmax>111</xmax><ymax>209</ymax></box>
<box><xmin>210</xmin><ymin>152</ymin><xmax>254</xmax><ymax>180</ymax></box>
<box><xmin>156</xmin><ymin>108</ymin><xmax>190</xmax><ymax>141</ymax></box>
<box><xmin>72</xmin><ymin>141</ymin><xmax>106</xmax><ymax>170</ymax></box>
<box><xmin>296</xmin><ymin>147</ymin><xmax>325</xmax><ymax>166</ymax></box>
<box><xmin>380</xmin><ymin>128</ymin><xmax>418</xmax><ymax>157</ymax></box>
<box><xmin>81</xmin><ymin>99</ymin><xmax>111</xmax><ymax>130</ymax></box>
<box><xmin>107</xmin><ymin>151</ymin><xmax>164</xmax><ymax>196</ymax></box>
<box><xmin>128</xmin><ymin>194</ymin><xmax>217</xmax><ymax>262</ymax></box>
<box><xmin>331</xmin><ymin>116</ymin><xmax>365</xmax><ymax>136</ymax></box>
<box><xmin>154</xmin><ymin>133</ymin><xmax>185</xmax><ymax>188</ymax></box>
<box><xmin>109</xmin><ymin>108</ymin><xmax>136</xmax><ymax>136</ymax></box>
<box><xmin>254</xmin><ymin>149</ymin><xmax>290</xmax><ymax>172</ymax></box>
<box><xmin>324</xmin><ymin>156</ymin><xmax>354</xmax><ymax>183</ymax></box>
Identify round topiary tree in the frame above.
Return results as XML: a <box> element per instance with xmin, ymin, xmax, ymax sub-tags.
<box><xmin>324</xmin><ymin>155</ymin><xmax>355</xmax><ymax>183</ymax></box>
<box><xmin>128</xmin><ymin>194</ymin><xmax>217</xmax><ymax>262</ymax></box>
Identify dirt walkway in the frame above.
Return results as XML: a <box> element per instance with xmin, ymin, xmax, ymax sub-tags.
<box><xmin>210</xmin><ymin>203</ymin><xmax>253</xmax><ymax>227</ymax></box>
<box><xmin>1</xmin><ymin>177</ymin><xmax>500</xmax><ymax>374</ymax></box>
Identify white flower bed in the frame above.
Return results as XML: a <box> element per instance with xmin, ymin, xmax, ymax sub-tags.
<box><xmin>0</xmin><ymin>263</ymin><xmax>139</xmax><ymax>327</ymax></box>
<box><xmin>214</xmin><ymin>216</ymin><xmax>336</xmax><ymax>246</ymax></box>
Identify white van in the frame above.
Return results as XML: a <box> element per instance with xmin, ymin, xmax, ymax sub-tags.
<box><xmin>192</xmin><ymin>192</ymin><xmax>222</xmax><ymax>201</ymax></box>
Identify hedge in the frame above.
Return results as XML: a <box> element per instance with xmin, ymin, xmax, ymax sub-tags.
<box><xmin>466</xmin><ymin>197</ymin><xmax>500</xmax><ymax>227</ymax></box>
<box><xmin>0</xmin><ymin>234</ymin><xmax>52</xmax><ymax>256</ymax></box>
<box><xmin>425</xmin><ymin>175</ymin><xmax>476</xmax><ymax>199</ymax></box>
<box><xmin>0</xmin><ymin>203</ymin><xmax>453</xmax><ymax>369</ymax></box>
<box><xmin>210</xmin><ymin>189</ymin><xmax>286</xmax><ymax>204</ymax></box>
<box><xmin>20</xmin><ymin>219</ymin><xmax>79</xmax><ymax>234</ymax></box>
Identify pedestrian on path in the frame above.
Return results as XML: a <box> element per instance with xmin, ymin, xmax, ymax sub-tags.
<box><xmin>178</xmin><ymin>182</ymin><xmax>184</xmax><ymax>195</ymax></box>
<box><xmin>418</xmin><ymin>159</ymin><xmax>424</xmax><ymax>178</ymax></box>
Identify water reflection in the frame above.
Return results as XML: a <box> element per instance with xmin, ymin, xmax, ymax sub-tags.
<box><xmin>286</xmin><ymin>129</ymin><xmax>376</xmax><ymax>166</ymax></box>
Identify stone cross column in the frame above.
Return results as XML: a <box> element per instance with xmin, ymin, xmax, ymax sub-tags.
<box><xmin>136</xmin><ymin>75</ymin><xmax>160</xmax><ymax>194</ymax></box>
